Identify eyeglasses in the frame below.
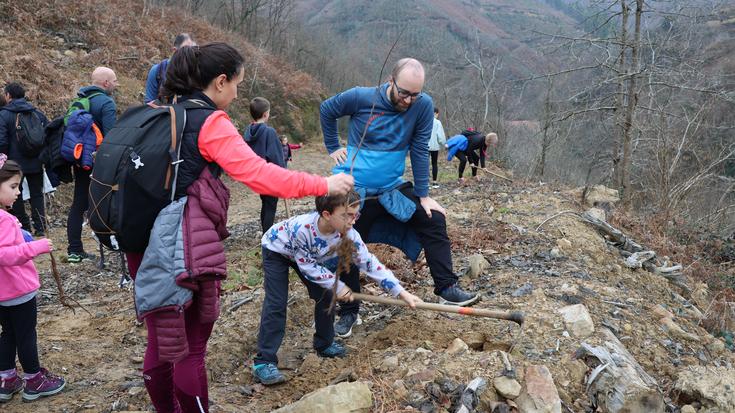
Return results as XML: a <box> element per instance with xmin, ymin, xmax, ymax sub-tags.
<box><xmin>339</xmin><ymin>211</ymin><xmax>361</xmax><ymax>223</ymax></box>
<box><xmin>392</xmin><ymin>79</ymin><xmax>421</xmax><ymax>101</ymax></box>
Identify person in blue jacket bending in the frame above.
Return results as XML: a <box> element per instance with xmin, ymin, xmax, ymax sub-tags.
<box><xmin>320</xmin><ymin>58</ymin><xmax>480</xmax><ymax>339</ymax></box>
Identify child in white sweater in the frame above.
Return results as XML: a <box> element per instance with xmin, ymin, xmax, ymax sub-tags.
<box><xmin>252</xmin><ymin>190</ymin><xmax>421</xmax><ymax>385</ymax></box>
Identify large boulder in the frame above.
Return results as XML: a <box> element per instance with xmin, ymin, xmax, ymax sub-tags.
<box><xmin>674</xmin><ymin>366</ymin><xmax>735</xmax><ymax>412</ymax></box>
<box><xmin>516</xmin><ymin>365</ymin><xmax>562</xmax><ymax>413</ymax></box>
<box><xmin>272</xmin><ymin>381</ymin><xmax>373</xmax><ymax>413</ymax></box>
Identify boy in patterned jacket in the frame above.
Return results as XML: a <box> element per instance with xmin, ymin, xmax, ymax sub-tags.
<box><xmin>252</xmin><ymin>190</ymin><xmax>421</xmax><ymax>385</ymax></box>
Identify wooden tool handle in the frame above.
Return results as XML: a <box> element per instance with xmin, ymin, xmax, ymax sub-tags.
<box><xmin>351</xmin><ymin>293</ymin><xmax>524</xmax><ymax>325</ymax></box>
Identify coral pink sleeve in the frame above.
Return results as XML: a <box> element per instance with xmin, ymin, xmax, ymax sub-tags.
<box><xmin>198</xmin><ymin>111</ymin><xmax>328</xmax><ymax>198</ymax></box>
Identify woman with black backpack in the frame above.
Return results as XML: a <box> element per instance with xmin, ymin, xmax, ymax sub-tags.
<box><xmin>125</xmin><ymin>42</ymin><xmax>353</xmax><ymax>412</ymax></box>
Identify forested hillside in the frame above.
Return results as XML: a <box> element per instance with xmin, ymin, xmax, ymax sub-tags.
<box><xmin>0</xmin><ymin>0</ymin><xmax>325</xmax><ymax>139</ymax></box>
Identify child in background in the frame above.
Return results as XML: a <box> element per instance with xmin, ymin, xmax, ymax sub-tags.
<box><xmin>244</xmin><ymin>97</ymin><xmax>286</xmax><ymax>233</ymax></box>
<box><xmin>428</xmin><ymin>107</ymin><xmax>446</xmax><ymax>188</ymax></box>
<box><xmin>0</xmin><ymin>154</ymin><xmax>65</xmax><ymax>403</ymax></box>
<box><xmin>280</xmin><ymin>135</ymin><xmax>303</xmax><ymax>167</ymax></box>
<box><xmin>252</xmin><ymin>190</ymin><xmax>421</xmax><ymax>385</ymax></box>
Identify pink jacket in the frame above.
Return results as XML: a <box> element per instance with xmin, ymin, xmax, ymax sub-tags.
<box><xmin>0</xmin><ymin>210</ymin><xmax>49</xmax><ymax>302</ymax></box>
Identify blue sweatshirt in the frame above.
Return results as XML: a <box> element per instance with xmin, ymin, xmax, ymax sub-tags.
<box><xmin>320</xmin><ymin>83</ymin><xmax>434</xmax><ymax>198</ymax></box>
<box><xmin>144</xmin><ymin>59</ymin><xmax>168</xmax><ymax>103</ymax></box>
<box><xmin>244</xmin><ymin>122</ymin><xmax>285</xmax><ymax>167</ymax></box>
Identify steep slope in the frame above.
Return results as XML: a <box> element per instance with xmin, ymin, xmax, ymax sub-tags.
<box><xmin>14</xmin><ymin>147</ymin><xmax>734</xmax><ymax>412</ymax></box>
<box><xmin>0</xmin><ymin>0</ymin><xmax>324</xmax><ymax>139</ymax></box>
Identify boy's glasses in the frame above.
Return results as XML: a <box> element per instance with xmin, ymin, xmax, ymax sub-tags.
<box><xmin>340</xmin><ymin>211</ymin><xmax>361</xmax><ymax>223</ymax></box>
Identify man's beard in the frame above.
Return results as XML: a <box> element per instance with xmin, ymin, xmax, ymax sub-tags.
<box><xmin>389</xmin><ymin>86</ymin><xmax>411</xmax><ymax>112</ymax></box>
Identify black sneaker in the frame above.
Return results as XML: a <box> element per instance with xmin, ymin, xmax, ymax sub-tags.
<box><xmin>438</xmin><ymin>285</ymin><xmax>480</xmax><ymax>306</ymax></box>
<box><xmin>66</xmin><ymin>251</ymin><xmax>96</xmax><ymax>264</ymax></box>
<box><xmin>334</xmin><ymin>313</ymin><xmax>362</xmax><ymax>338</ymax></box>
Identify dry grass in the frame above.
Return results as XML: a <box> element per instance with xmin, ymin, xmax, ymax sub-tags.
<box><xmin>0</xmin><ymin>0</ymin><xmax>323</xmax><ymax>135</ymax></box>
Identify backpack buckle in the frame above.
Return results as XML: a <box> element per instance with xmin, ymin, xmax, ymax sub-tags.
<box><xmin>130</xmin><ymin>152</ymin><xmax>145</xmax><ymax>170</ymax></box>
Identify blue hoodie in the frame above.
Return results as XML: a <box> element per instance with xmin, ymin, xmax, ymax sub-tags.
<box><xmin>244</xmin><ymin>122</ymin><xmax>285</xmax><ymax>168</ymax></box>
<box><xmin>320</xmin><ymin>82</ymin><xmax>434</xmax><ymax>198</ymax></box>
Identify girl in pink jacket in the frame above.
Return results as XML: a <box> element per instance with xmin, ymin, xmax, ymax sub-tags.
<box><xmin>0</xmin><ymin>154</ymin><xmax>65</xmax><ymax>403</ymax></box>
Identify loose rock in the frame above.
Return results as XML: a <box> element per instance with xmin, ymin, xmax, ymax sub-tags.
<box><xmin>464</xmin><ymin>331</ymin><xmax>485</xmax><ymax>350</ymax></box>
<box><xmin>446</xmin><ymin>338</ymin><xmax>469</xmax><ymax>355</ymax></box>
<box><xmin>493</xmin><ymin>376</ymin><xmax>521</xmax><ymax>399</ymax></box>
<box><xmin>558</xmin><ymin>304</ymin><xmax>595</xmax><ymax>338</ymax></box>
<box><xmin>556</xmin><ymin>238</ymin><xmax>572</xmax><ymax>250</ymax></box>
<box><xmin>467</xmin><ymin>254</ymin><xmax>491</xmax><ymax>278</ymax></box>
<box><xmin>660</xmin><ymin>317</ymin><xmax>700</xmax><ymax>342</ymax></box>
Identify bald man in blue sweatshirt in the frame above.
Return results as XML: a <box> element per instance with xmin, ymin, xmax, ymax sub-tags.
<box><xmin>321</xmin><ymin>58</ymin><xmax>480</xmax><ymax>338</ymax></box>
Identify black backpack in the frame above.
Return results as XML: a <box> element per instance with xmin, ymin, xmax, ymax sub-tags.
<box><xmin>39</xmin><ymin>116</ymin><xmax>73</xmax><ymax>184</ymax></box>
<box><xmin>88</xmin><ymin>101</ymin><xmax>207</xmax><ymax>253</ymax></box>
<box><xmin>14</xmin><ymin>111</ymin><xmax>46</xmax><ymax>157</ymax></box>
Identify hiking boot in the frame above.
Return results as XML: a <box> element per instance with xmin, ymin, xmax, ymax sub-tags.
<box><xmin>252</xmin><ymin>363</ymin><xmax>286</xmax><ymax>385</ymax></box>
<box><xmin>22</xmin><ymin>368</ymin><xmax>65</xmax><ymax>401</ymax></box>
<box><xmin>0</xmin><ymin>374</ymin><xmax>23</xmax><ymax>403</ymax></box>
<box><xmin>334</xmin><ymin>313</ymin><xmax>362</xmax><ymax>338</ymax></box>
<box><xmin>438</xmin><ymin>285</ymin><xmax>480</xmax><ymax>306</ymax></box>
<box><xmin>66</xmin><ymin>251</ymin><xmax>96</xmax><ymax>263</ymax></box>
<box><xmin>317</xmin><ymin>342</ymin><xmax>346</xmax><ymax>358</ymax></box>
<box><xmin>431</xmin><ymin>183</ymin><xmax>440</xmax><ymax>189</ymax></box>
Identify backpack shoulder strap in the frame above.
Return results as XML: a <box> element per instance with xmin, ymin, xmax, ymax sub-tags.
<box><xmin>166</xmin><ymin>103</ymin><xmax>188</xmax><ymax>200</ymax></box>
<box><xmin>156</xmin><ymin>59</ymin><xmax>168</xmax><ymax>85</ymax></box>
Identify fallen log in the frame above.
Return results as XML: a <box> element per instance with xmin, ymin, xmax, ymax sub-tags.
<box><xmin>576</xmin><ymin>328</ymin><xmax>665</xmax><ymax>413</ymax></box>
<box><xmin>536</xmin><ymin>210</ymin><xmax>689</xmax><ymax>290</ymax></box>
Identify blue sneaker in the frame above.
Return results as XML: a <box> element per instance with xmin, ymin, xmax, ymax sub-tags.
<box><xmin>317</xmin><ymin>342</ymin><xmax>347</xmax><ymax>358</ymax></box>
<box><xmin>252</xmin><ymin>363</ymin><xmax>286</xmax><ymax>385</ymax></box>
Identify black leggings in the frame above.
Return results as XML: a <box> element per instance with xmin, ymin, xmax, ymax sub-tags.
<box><xmin>67</xmin><ymin>166</ymin><xmax>91</xmax><ymax>254</ymax></box>
<box><xmin>456</xmin><ymin>150</ymin><xmax>480</xmax><ymax>178</ymax></box>
<box><xmin>0</xmin><ymin>297</ymin><xmax>40</xmax><ymax>374</ymax></box>
<box><xmin>429</xmin><ymin>150</ymin><xmax>439</xmax><ymax>182</ymax></box>
<box><xmin>11</xmin><ymin>172</ymin><xmax>46</xmax><ymax>234</ymax></box>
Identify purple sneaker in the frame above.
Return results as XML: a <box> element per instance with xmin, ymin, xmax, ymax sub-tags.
<box><xmin>0</xmin><ymin>374</ymin><xmax>23</xmax><ymax>402</ymax></box>
<box><xmin>22</xmin><ymin>368</ymin><xmax>65</xmax><ymax>401</ymax></box>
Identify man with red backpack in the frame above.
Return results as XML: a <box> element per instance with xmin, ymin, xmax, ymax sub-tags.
<box><xmin>0</xmin><ymin>83</ymin><xmax>49</xmax><ymax>236</ymax></box>
<box><xmin>64</xmin><ymin>67</ymin><xmax>117</xmax><ymax>263</ymax></box>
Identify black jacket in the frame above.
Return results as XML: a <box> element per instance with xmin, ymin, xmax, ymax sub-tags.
<box><xmin>244</xmin><ymin>122</ymin><xmax>285</xmax><ymax>168</ymax></box>
<box><xmin>0</xmin><ymin>98</ymin><xmax>49</xmax><ymax>174</ymax></box>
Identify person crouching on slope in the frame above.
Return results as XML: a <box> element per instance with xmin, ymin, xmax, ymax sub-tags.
<box><xmin>252</xmin><ymin>190</ymin><xmax>421</xmax><ymax>385</ymax></box>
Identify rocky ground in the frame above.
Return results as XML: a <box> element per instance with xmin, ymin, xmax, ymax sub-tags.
<box><xmin>5</xmin><ymin>146</ymin><xmax>734</xmax><ymax>413</ymax></box>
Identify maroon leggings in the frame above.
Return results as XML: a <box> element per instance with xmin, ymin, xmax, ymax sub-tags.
<box><xmin>127</xmin><ymin>253</ymin><xmax>214</xmax><ymax>413</ymax></box>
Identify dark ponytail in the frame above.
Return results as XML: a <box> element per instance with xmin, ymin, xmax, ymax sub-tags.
<box><xmin>0</xmin><ymin>159</ymin><xmax>22</xmax><ymax>184</ymax></box>
<box><xmin>160</xmin><ymin>42</ymin><xmax>244</xmax><ymax>100</ymax></box>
